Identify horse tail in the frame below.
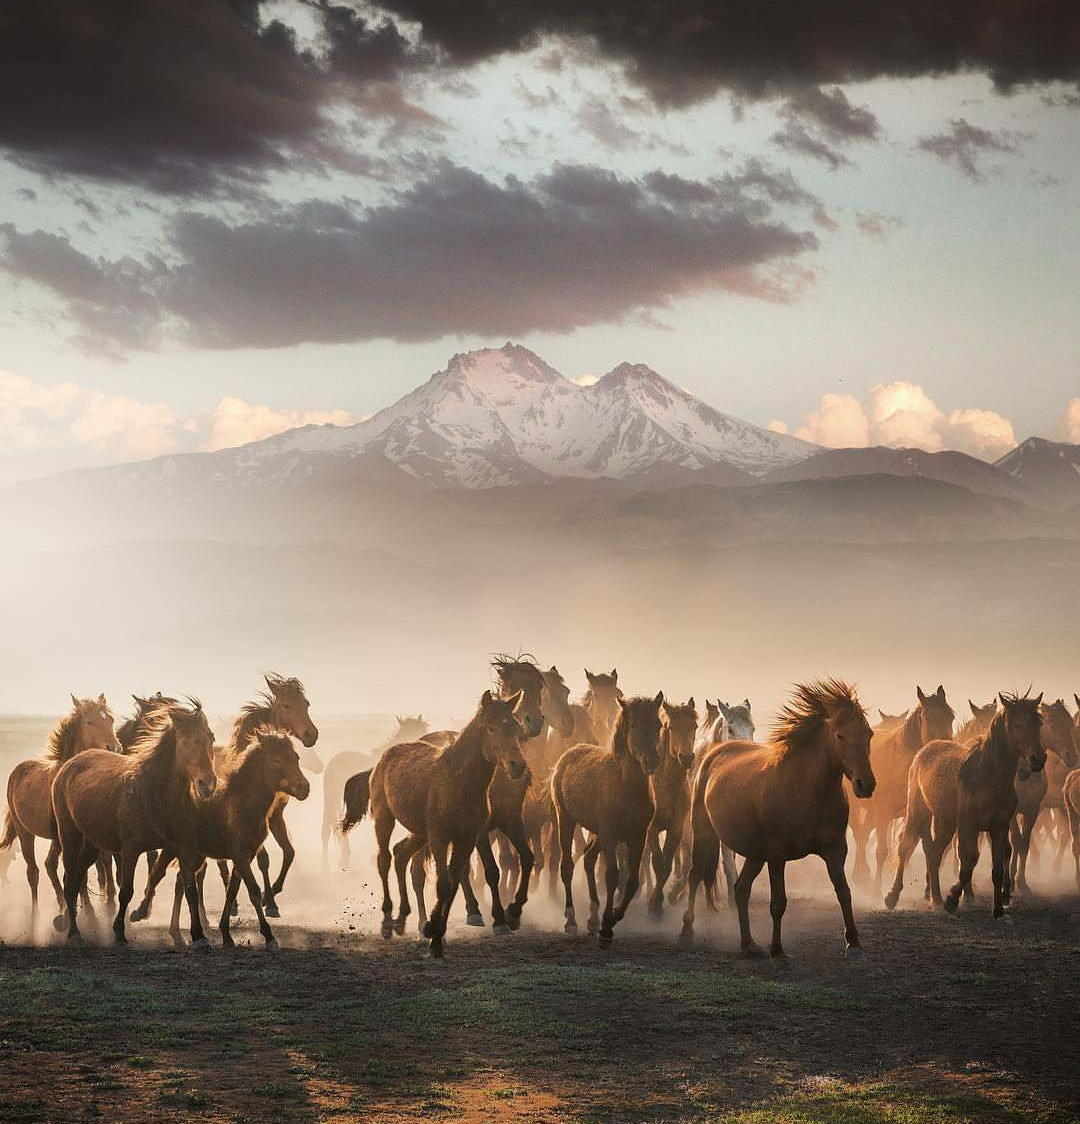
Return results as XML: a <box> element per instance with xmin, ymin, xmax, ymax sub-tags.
<box><xmin>0</xmin><ymin>810</ymin><xmax>16</xmax><ymax>851</ymax></box>
<box><xmin>688</xmin><ymin>755</ymin><xmax>721</xmax><ymax>912</ymax></box>
<box><xmin>339</xmin><ymin>769</ymin><xmax>372</xmax><ymax>835</ymax></box>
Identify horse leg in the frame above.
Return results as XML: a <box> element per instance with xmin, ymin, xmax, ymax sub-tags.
<box><xmin>20</xmin><ymin>832</ymin><xmax>41</xmax><ymax>920</ymax></box>
<box><xmin>268</xmin><ymin>807</ymin><xmax>295</xmax><ymax>897</ymax></box>
<box><xmin>237</xmin><ymin>859</ymin><xmax>277</xmax><ymax>947</ymax></box>
<box><xmin>611</xmin><ymin>833</ymin><xmax>645</xmax><ymax>935</ymax></box>
<box><xmin>219</xmin><ymin>867</ymin><xmax>243</xmax><ymax>947</ymax></box>
<box><xmin>178</xmin><ymin>855</ymin><xmax>210</xmax><ymax>950</ymax></box>
<box><xmin>392</xmin><ymin>834</ymin><xmax>426</xmax><ymax>935</ymax></box>
<box><xmin>169</xmin><ymin>872</ymin><xmax>184</xmax><ymax>946</ymax></box>
<box><xmin>924</xmin><ymin>818</ymin><xmax>955</xmax><ymax>910</ymax></box>
<box><xmin>96</xmin><ymin>856</ymin><xmax>116</xmax><ymax>908</ymax></box>
<box><xmin>410</xmin><ymin>849</ymin><xmax>429</xmax><ymax>933</ymax></box>
<box><xmin>374</xmin><ymin>809</ymin><xmax>395</xmax><ymax>939</ymax></box>
<box><xmin>196</xmin><ymin>862</ymin><xmax>211</xmax><ymax>933</ymax></box>
<box><xmin>42</xmin><ymin>837</ymin><xmax>63</xmax><ymax>912</ymax></box>
<box><xmin>425</xmin><ymin>839</ymin><xmax>469</xmax><ymax>957</ymax></box>
<box><xmin>650</xmin><ymin>824</ymin><xmax>682</xmax><ymax>918</ymax></box>
<box><xmin>217</xmin><ymin>859</ymin><xmax>239</xmax><ymax>917</ymax></box>
<box><xmin>581</xmin><ymin>835</ymin><xmax>602</xmax><ymax>934</ymax></box>
<box><xmin>721</xmin><ymin>845</ymin><xmax>738</xmax><ymax>909</ymax></box>
<box><xmin>598</xmin><ymin>839</ymin><xmax>620</xmax><ymax>948</ymax></box>
<box><xmin>767</xmin><ymin>857</ymin><xmax>788</xmax><ymax>960</ymax></box>
<box><xmin>113</xmin><ymin>851</ymin><xmax>138</xmax><ymax>944</ymax></box>
<box><xmin>556</xmin><ymin>806</ymin><xmax>579</xmax><ymax>934</ymax></box>
<box><xmin>501</xmin><ymin>816</ymin><xmax>534</xmax><ymax>931</ymax></box>
<box><xmin>475</xmin><ymin>829</ymin><xmax>510</xmax><ymax>933</ymax></box>
<box><xmin>1068</xmin><ymin>803</ymin><xmax>1080</xmax><ymax>891</ymax></box>
<box><xmin>61</xmin><ymin>839</ymin><xmax>98</xmax><ymax>944</ymax></box>
<box><xmin>321</xmin><ymin>812</ymin><xmax>331</xmax><ymax>873</ymax></box>
<box><xmin>871</xmin><ymin>811</ymin><xmax>892</xmax><ymax>897</ymax></box>
<box><xmin>735</xmin><ymin>856</ymin><xmax>766</xmax><ymax>957</ymax></box>
<box><xmin>131</xmin><ymin>849</ymin><xmax>174</xmax><ymax>922</ymax></box>
<box><xmin>339</xmin><ymin>820</ymin><xmax>352</xmax><ymax>872</ymax></box>
<box><xmin>823</xmin><ymin>841</ymin><xmax>862</xmax><ymax>956</ymax></box>
<box><xmin>1017</xmin><ymin>810</ymin><xmax>1038</xmax><ymax>896</ymax></box>
<box><xmin>254</xmin><ymin>846</ymin><xmax>280</xmax><ymax>917</ymax></box>
<box><xmin>884</xmin><ymin>813</ymin><xmax>923</xmax><ymax>910</ymax></box>
<box><xmin>944</xmin><ymin>827</ymin><xmax>979</xmax><ymax>914</ymax></box>
<box><xmin>990</xmin><ymin>825</ymin><xmax>1011</xmax><ymax>920</ymax></box>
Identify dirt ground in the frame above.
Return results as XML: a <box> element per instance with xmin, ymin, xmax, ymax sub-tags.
<box><xmin>0</xmin><ymin>860</ymin><xmax>1077</xmax><ymax>1124</ymax></box>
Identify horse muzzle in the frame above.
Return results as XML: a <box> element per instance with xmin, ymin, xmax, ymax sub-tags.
<box><xmin>505</xmin><ymin>759</ymin><xmax>528</xmax><ymax>781</ymax></box>
<box><xmin>852</xmin><ymin>776</ymin><xmax>876</xmax><ymax>799</ymax></box>
<box><xmin>1027</xmin><ymin>753</ymin><xmax>1046</xmax><ymax>774</ymax></box>
<box><xmin>195</xmin><ymin>777</ymin><xmax>217</xmax><ymax>801</ymax></box>
<box><xmin>301</xmin><ymin>728</ymin><xmax>319</xmax><ymax>748</ymax></box>
<box><xmin>678</xmin><ymin>753</ymin><xmax>696</xmax><ymax>769</ymax></box>
<box><xmin>289</xmin><ymin>778</ymin><xmax>311</xmax><ymax>800</ymax></box>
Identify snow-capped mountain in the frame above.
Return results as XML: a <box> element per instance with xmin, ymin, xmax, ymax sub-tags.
<box><xmin>253</xmin><ymin>343</ymin><xmax>816</xmax><ymax>487</ymax></box>
<box><xmin>995</xmin><ymin>437</ymin><xmax>1080</xmax><ymax>510</ymax></box>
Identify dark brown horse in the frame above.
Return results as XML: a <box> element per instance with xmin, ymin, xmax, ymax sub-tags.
<box><xmin>321</xmin><ymin>714</ymin><xmax>429</xmax><ymax>871</ymax></box>
<box><xmin>644</xmin><ymin>698</ymin><xmax>697</xmax><ymax>918</ymax></box>
<box><xmin>341</xmin><ymin>690</ymin><xmax>528</xmax><ymax>956</ymax></box>
<box><xmin>680</xmin><ymin>680</ymin><xmax>874</xmax><ymax>959</ymax></box>
<box><xmin>552</xmin><ymin>692</ymin><xmax>664</xmax><ymax>946</ymax></box>
<box><xmin>0</xmin><ymin>695</ymin><xmax>118</xmax><ymax>919</ymax></box>
<box><xmin>50</xmin><ymin>700</ymin><xmax>217</xmax><ymax>945</ymax></box>
<box><xmin>116</xmin><ymin>693</ymin><xmax>176</xmax><ymax>750</ymax></box>
<box><xmin>1009</xmin><ymin>699</ymin><xmax>1078</xmax><ymax>892</ymax></box>
<box><xmin>885</xmin><ymin>692</ymin><xmax>1045</xmax><ymax>918</ymax></box>
<box><xmin>857</xmin><ymin>685</ymin><xmax>954</xmax><ymax>891</ymax></box>
<box><xmin>216</xmin><ymin>674</ymin><xmax>320</xmax><ymax>916</ymax></box>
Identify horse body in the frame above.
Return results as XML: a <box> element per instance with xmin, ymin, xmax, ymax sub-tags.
<box><xmin>50</xmin><ymin>701</ymin><xmax>217</xmax><ymax>945</ymax></box>
<box><xmin>680</xmin><ymin>680</ymin><xmax>874</xmax><ymax>959</ymax></box>
<box><xmin>1</xmin><ymin>695</ymin><xmax>118</xmax><ymax>918</ymax></box>
<box><xmin>645</xmin><ymin>698</ymin><xmax>697</xmax><ymax>916</ymax></box>
<box><xmin>886</xmin><ymin>693</ymin><xmax>1045</xmax><ymax>917</ymax></box>
<box><xmin>552</xmin><ymin>692</ymin><xmax>664</xmax><ymax>945</ymax></box>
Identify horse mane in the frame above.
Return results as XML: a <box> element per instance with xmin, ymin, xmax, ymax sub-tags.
<box><xmin>959</xmin><ymin>691</ymin><xmax>1040</xmax><ymax>783</ymax></box>
<box><xmin>128</xmin><ymin>699</ymin><xmax>204</xmax><ymax>824</ymax></box>
<box><xmin>42</xmin><ymin>709</ymin><xmax>85</xmax><ymax>764</ymax></box>
<box><xmin>772</xmin><ymin>679</ymin><xmax>861</xmax><ymax>758</ymax></box>
<box><xmin>492</xmin><ymin>653</ymin><xmax>544</xmax><ymax>689</ymax></box>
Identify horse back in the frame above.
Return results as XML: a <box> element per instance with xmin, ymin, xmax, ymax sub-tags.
<box><xmin>552</xmin><ymin>743</ymin><xmax>650</xmax><ymax>837</ymax></box>
<box><xmin>374</xmin><ymin>739</ymin><xmax>439</xmax><ymax>835</ymax></box>
<box><xmin>6</xmin><ymin>758</ymin><xmax>56</xmax><ymax>839</ymax></box>
<box><xmin>51</xmin><ymin>749</ymin><xmax>136</xmax><ymax>855</ymax></box>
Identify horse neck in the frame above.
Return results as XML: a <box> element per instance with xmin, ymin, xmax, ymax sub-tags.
<box><xmin>440</xmin><ymin>719</ymin><xmax>497</xmax><ymax>793</ymax></box>
<box><xmin>898</xmin><ymin>707</ymin><xmax>924</xmax><ymax>752</ymax></box>
<box><xmin>135</xmin><ymin>731</ymin><xmax>190</xmax><ymax>833</ymax></box>
<box><xmin>777</xmin><ymin>732</ymin><xmax>843</xmax><ymax>804</ymax></box>
<box><xmin>611</xmin><ymin>720</ymin><xmax>650</xmax><ymax>789</ymax></box>
<box><xmin>979</xmin><ymin>716</ymin><xmax>1022</xmax><ymax>787</ymax></box>
<box><xmin>225</xmin><ymin>751</ymin><xmax>281</xmax><ymax>821</ymax></box>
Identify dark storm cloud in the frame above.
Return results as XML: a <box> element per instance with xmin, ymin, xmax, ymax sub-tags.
<box><xmin>377</xmin><ymin>0</ymin><xmax>1080</xmax><ymax>106</ymax></box>
<box><xmin>771</xmin><ymin>122</ymin><xmax>849</xmax><ymax>170</ymax></box>
<box><xmin>0</xmin><ymin>0</ymin><xmax>417</xmax><ymax>194</ymax></box>
<box><xmin>780</xmin><ymin>87</ymin><xmax>881</xmax><ymax>143</ymax></box>
<box><xmin>916</xmin><ymin>118</ymin><xmax>1025</xmax><ymax>181</ymax></box>
<box><xmin>0</xmin><ymin>162</ymin><xmax>817</xmax><ymax>350</ymax></box>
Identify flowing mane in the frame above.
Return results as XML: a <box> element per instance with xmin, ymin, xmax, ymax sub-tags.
<box><xmin>42</xmin><ymin>698</ymin><xmax>111</xmax><ymax>763</ymax></box>
<box><xmin>228</xmin><ymin>673</ymin><xmax>307</xmax><ymax>752</ymax></box>
<box><xmin>127</xmin><ymin>699</ymin><xmax>204</xmax><ymax>825</ymax></box>
<box><xmin>772</xmin><ymin>679</ymin><xmax>861</xmax><ymax>758</ymax></box>
<box><xmin>492</xmin><ymin>653</ymin><xmax>543</xmax><ymax>690</ymax></box>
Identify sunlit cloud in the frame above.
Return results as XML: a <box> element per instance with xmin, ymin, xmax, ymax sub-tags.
<box><xmin>201</xmin><ymin>397</ymin><xmax>356</xmax><ymax>452</ymax></box>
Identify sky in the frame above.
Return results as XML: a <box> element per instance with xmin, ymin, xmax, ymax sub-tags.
<box><xmin>2</xmin><ymin>1</ymin><xmax>1079</xmax><ymax>482</ymax></box>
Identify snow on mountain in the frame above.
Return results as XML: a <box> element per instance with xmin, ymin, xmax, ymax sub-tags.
<box><xmin>995</xmin><ymin>436</ymin><xmax>1080</xmax><ymax>510</ymax></box>
<box><xmin>253</xmin><ymin>343</ymin><xmax>816</xmax><ymax>487</ymax></box>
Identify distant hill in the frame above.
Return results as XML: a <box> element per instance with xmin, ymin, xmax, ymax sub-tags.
<box><xmin>995</xmin><ymin>437</ymin><xmax>1080</xmax><ymax>510</ymax></box>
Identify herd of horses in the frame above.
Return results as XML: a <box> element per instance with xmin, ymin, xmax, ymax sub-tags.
<box><xmin>1</xmin><ymin>660</ymin><xmax>1078</xmax><ymax>960</ymax></box>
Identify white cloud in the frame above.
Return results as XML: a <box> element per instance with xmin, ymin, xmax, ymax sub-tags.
<box><xmin>201</xmin><ymin>397</ymin><xmax>355</xmax><ymax>452</ymax></box>
<box><xmin>794</xmin><ymin>392</ymin><xmax>869</xmax><ymax>447</ymax></box>
<box><xmin>783</xmin><ymin>381</ymin><xmax>1018</xmax><ymax>461</ymax></box>
<box><xmin>766</xmin><ymin>419</ymin><xmax>788</xmax><ymax>434</ymax></box>
<box><xmin>573</xmin><ymin>373</ymin><xmax>599</xmax><ymax>387</ymax></box>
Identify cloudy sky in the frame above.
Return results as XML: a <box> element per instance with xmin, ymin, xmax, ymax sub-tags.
<box><xmin>2</xmin><ymin>1</ymin><xmax>1079</xmax><ymax>481</ymax></box>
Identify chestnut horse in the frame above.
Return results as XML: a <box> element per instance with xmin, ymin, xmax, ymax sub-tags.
<box><xmin>321</xmin><ymin>714</ymin><xmax>429</xmax><ymax>871</ymax></box>
<box><xmin>1010</xmin><ymin>699</ymin><xmax>1078</xmax><ymax>892</ymax></box>
<box><xmin>885</xmin><ymin>692</ymin><xmax>1045</xmax><ymax>918</ymax></box>
<box><xmin>645</xmin><ymin>698</ymin><xmax>697</xmax><ymax>917</ymax></box>
<box><xmin>216</xmin><ymin>674</ymin><xmax>320</xmax><ymax>917</ymax></box>
<box><xmin>552</xmin><ymin>692</ymin><xmax>664</xmax><ymax>946</ymax></box>
<box><xmin>341</xmin><ymin>690</ymin><xmax>528</xmax><ymax>957</ymax></box>
<box><xmin>0</xmin><ymin>695</ymin><xmax>118</xmax><ymax>919</ymax></box>
<box><xmin>855</xmin><ymin>685</ymin><xmax>954</xmax><ymax>890</ymax></box>
<box><xmin>680</xmin><ymin>680</ymin><xmax>874</xmax><ymax>959</ymax></box>
<box><xmin>51</xmin><ymin>700</ymin><xmax>217</xmax><ymax>945</ymax></box>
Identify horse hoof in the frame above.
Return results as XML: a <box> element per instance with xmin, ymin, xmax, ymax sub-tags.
<box><xmin>677</xmin><ymin>928</ymin><xmax>694</xmax><ymax>948</ymax></box>
<box><xmin>265</xmin><ymin>937</ymin><xmax>280</xmax><ymax>950</ymax></box>
<box><xmin>493</xmin><ymin>922</ymin><xmax>511</xmax><ymax>936</ymax></box>
<box><xmin>742</xmin><ymin>943</ymin><xmax>766</xmax><ymax>959</ymax></box>
<box><xmin>393</xmin><ymin>919</ymin><xmax>407</xmax><ymax>936</ymax></box>
<box><xmin>943</xmin><ymin>895</ymin><xmax>960</xmax><ymax>915</ymax></box>
<box><xmin>586</xmin><ymin>917</ymin><xmax>600</xmax><ymax>935</ymax></box>
<box><xmin>845</xmin><ymin>945</ymin><xmax>865</xmax><ymax>960</ymax></box>
<box><xmin>465</xmin><ymin>912</ymin><xmax>485</xmax><ymax>928</ymax></box>
<box><xmin>597</xmin><ymin>933</ymin><xmax>613</xmax><ymax>949</ymax></box>
<box><xmin>422</xmin><ymin>921</ymin><xmax>435</xmax><ymax>939</ymax></box>
<box><xmin>130</xmin><ymin>905</ymin><xmax>149</xmax><ymax>923</ymax></box>
<box><xmin>52</xmin><ymin>914</ymin><xmax>67</xmax><ymax>933</ymax></box>
<box><xmin>505</xmin><ymin>910</ymin><xmax>522</xmax><ymax>932</ymax></box>
<box><xmin>429</xmin><ymin>942</ymin><xmax>444</xmax><ymax>959</ymax></box>
<box><xmin>230</xmin><ymin>903</ymin><xmax>239</xmax><ymax>918</ymax></box>
<box><xmin>381</xmin><ymin>920</ymin><xmax>394</xmax><ymax>940</ymax></box>
<box><xmin>221</xmin><ymin>935</ymin><xmax>235</xmax><ymax>948</ymax></box>
<box><xmin>193</xmin><ymin>937</ymin><xmax>211</xmax><ymax>952</ymax></box>
<box><xmin>883</xmin><ymin>891</ymin><xmax>899</xmax><ymax>911</ymax></box>
<box><xmin>995</xmin><ymin>911</ymin><xmax>1014</xmax><ymax>924</ymax></box>
<box><xmin>563</xmin><ymin>920</ymin><xmax>577</xmax><ymax>935</ymax></box>
<box><xmin>114</xmin><ymin>933</ymin><xmax>128</xmax><ymax>946</ymax></box>
<box><xmin>67</xmin><ymin>931</ymin><xmax>84</xmax><ymax>946</ymax></box>
<box><xmin>264</xmin><ymin>902</ymin><xmax>280</xmax><ymax>919</ymax></box>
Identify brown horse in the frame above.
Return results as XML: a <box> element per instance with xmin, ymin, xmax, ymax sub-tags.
<box><xmin>552</xmin><ymin>692</ymin><xmax>664</xmax><ymax>946</ymax></box>
<box><xmin>321</xmin><ymin>714</ymin><xmax>429</xmax><ymax>871</ymax></box>
<box><xmin>645</xmin><ymin>698</ymin><xmax>697</xmax><ymax>918</ymax></box>
<box><xmin>1010</xmin><ymin>699</ymin><xmax>1078</xmax><ymax>891</ymax></box>
<box><xmin>885</xmin><ymin>692</ymin><xmax>1045</xmax><ymax>918</ymax></box>
<box><xmin>142</xmin><ymin>728</ymin><xmax>310</xmax><ymax>948</ymax></box>
<box><xmin>216</xmin><ymin>674</ymin><xmax>320</xmax><ymax>916</ymax></box>
<box><xmin>856</xmin><ymin>685</ymin><xmax>954</xmax><ymax>891</ymax></box>
<box><xmin>116</xmin><ymin>693</ymin><xmax>176</xmax><ymax>750</ymax></box>
<box><xmin>1064</xmin><ymin>766</ymin><xmax>1080</xmax><ymax>889</ymax></box>
<box><xmin>0</xmin><ymin>695</ymin><xmax>118</xmax><ymax>919</ymax></box>
<box><xmin>50</xmin><ymin>700</ymin><xmax>217</xmax><ymax>945</ymax></box>
<box><xmin>341</xmin><ymin>690</ymin><xmax>527</xmax><ymax>957</ymax></box>
<box><xmin>680</xmin><ymin>680</ymin><xmax>874</xmax><ymax>959</ymax></box>
<box><xmin>956</xmin><ymin>699</ymin><xmax>997</xmax><ymax>743</ymax></box>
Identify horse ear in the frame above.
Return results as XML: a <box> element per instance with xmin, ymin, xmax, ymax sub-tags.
<box><xmin>585</xmin><ymin>669</ymin><xmax>595</xmax><ymax>683</ymax></box>
<box><xmin>968</xmin><ymin>700</ymin><xmax>977</xmax><ymax>716</ymax></box>
<box><xmin>1075</xmin><ymin>693</ymin><xmax>1080</xmax><ymax>712</ymax></box>
<box><xmin>70</xmin><ymin>693</ymin><xmax>79</xmax><ymax>708</ymax></box>
<box><xmin>549</xmin><ymin>665</ymin><xmax>559</xmax><ymax>677</ymax></box>
<box><xmin>916</xmin><ymin>686</ymin><xmax>927</xmax><ymax>704</ymax></box>
<box><xmin>617</xmin><ymin>696</ymin><xmax>628</xmax><ymax>710</ymax></box>
<box><xmin>997</xmin><ymin>692</ymin><xmax>1007</xmax><ymax>708</ymax></box>
<box><xmin>97</xmin><ymin>693</ymin><xmax>106</xmax><ymax>705</ymax></box>
<box><xmin>654</xmin><ymin>690</ymin><xmax>664</xmax><ymax>708</ymax></box>
<box><xmin>742</xmin><ymin>698</ymin><xmax>750</xmax><ymax>709</ymax></box>
<box><xmin>936</xmin><ymin>685</ymin><xmax>945</xmax><ymax>699</ymax></box>
<box><xmin>1034</xmin><ymin>692</ymin><xmax>1044</xmax><ymax>707</ymax></box>
<box><xmin>719</xmin><ymin>701</ymin><xmax>731</xmax><ymax>718</ymax></box>
<box><xmin>687</xmin><ymin>696</ymin><xmax>694</xmax><ymax>710</ymax></box>
<box><xmin>481</xmin><ymin>689</ymin><xmax>494</xmax><ymax>708</ymax></box>
<box><xmin>610</xmin><ymin>669</ymin><xmax>618</xmax><ymax>682</ymax></box>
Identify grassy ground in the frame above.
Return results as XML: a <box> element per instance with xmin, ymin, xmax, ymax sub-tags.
<box><xmin>0</xmin><ymin>889</ymin><xmax>1077</xmax><ymax>1123</ymax></box>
